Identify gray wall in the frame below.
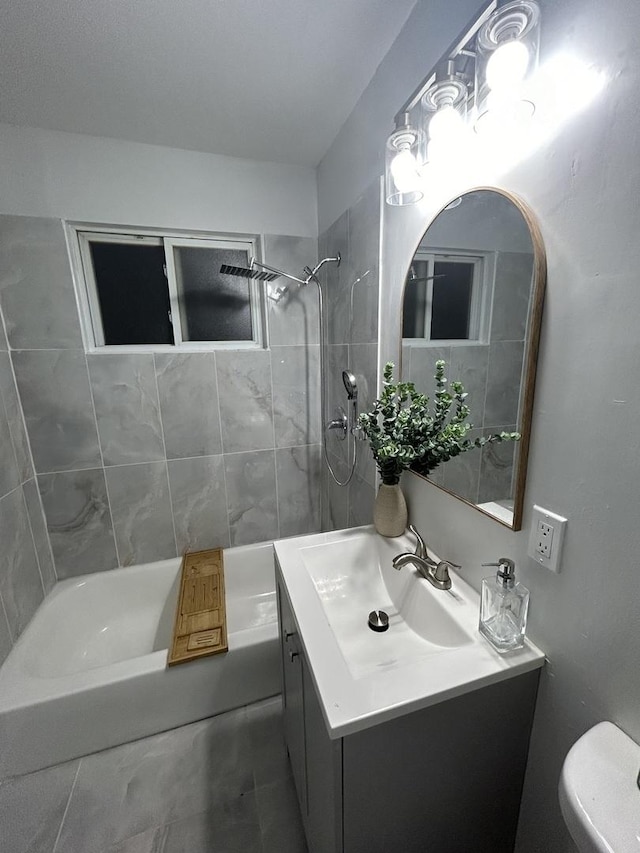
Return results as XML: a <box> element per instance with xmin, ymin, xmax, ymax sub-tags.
<box><xmin>317</xmin><ymin>0</ymin><xmax>640</xmax><ymax>850</ymax></box>
<box><xmin>319</xmin><ymin>178</ymin><xmax>380</xmax><ymax>532</ymax></box>
<box><xmin>0</xmin><ymin>301</ymin><xmax>56</xmax><ymax>666</ymax></box>
<box><xmin>0</xmin><ymin>216</ymin><xmax>322</xmax><ymax>582</ymax></box>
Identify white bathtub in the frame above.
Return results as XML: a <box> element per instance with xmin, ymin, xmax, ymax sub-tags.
<box><xmin>0</xmin><ymin>541</ymin><xmax>280</xmax><ymax>780</ymax></box>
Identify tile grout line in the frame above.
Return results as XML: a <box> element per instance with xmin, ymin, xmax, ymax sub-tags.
<box><xmin>0</xmin><ymin>588</ymin><xmax>15</xmax><ymax>645</ymax></box>
<box><xmin>152</xmin><ymin>353</ymin><xmax>179</xmax><ymax>558</ymax></box>
<box><xmin>85</xmin><ymin>352</ymin><xmax>122</xmax><ymax>569</ymax></box>
<box><xmin>212</xmin><ymin>352</ymin><xmax>233</xmax><ymax>549</ymax></box>
<box><xmin>30</xmin><ymin>442</ymin><xmax>324</xmax><ymax>477</ymax></box>
<box><xmin>268</xmin><ymin>349</ymin><xmax>281</xmax><ymax>540</ymax></box>
<box><xmin>19</xmin><ymin>485</ymin><xmax>47</xmax><ymax>599</ymax></box>
<box><xmin>51</xmin><ymin>758</ymin><xmax>82</xmax><ymax>853</ymax></box>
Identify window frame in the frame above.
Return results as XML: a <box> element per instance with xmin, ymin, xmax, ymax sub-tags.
<box><xmin>67</xmin><ymin>223</ymin><xmax>268</xmax><ymax>353</ymax></box>
<box><xmin>403</xmin><ymin>247</ymin><xmax>496</xmax><ymax>347</ymax></box>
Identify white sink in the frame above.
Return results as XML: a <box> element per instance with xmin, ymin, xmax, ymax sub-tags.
<box><xmin>274</xmin><ymin>526</ymin><xmax>545</xmax><ymax>738</ymax></box>
<box><xmin>299</xmin><ymin>532</ymin><xmax>471</xmax><ymax>678</ymax></box>
<box><xmin>559</xmin><ymin>721</ymin><xmax>640</xmax><ymax>852</ymax></box>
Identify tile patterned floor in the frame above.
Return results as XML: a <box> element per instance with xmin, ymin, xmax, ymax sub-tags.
<box><xmin>0</xmin><ymin>697</ymin><xmax>308</xmax><ymax>853</ymax></box>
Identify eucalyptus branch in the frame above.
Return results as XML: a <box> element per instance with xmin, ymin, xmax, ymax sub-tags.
<box><xmin>357</xmin><ymin>361</ymin><xmax>520</xmax><ymax>485</ymax></box>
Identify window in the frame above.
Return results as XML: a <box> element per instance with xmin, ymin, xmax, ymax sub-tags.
<box><xmin>402</xmin><ymin>250</ymin><xmax>492</xmax><ymax>344</ymax></box>
<box><xmin>74</xmin><ymin>228</ymin><xmax>266</xmax><ymax>350</ymax></box>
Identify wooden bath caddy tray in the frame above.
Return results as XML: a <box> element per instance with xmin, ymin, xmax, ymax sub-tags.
<box><xmin>167</xmin><ymin>548</ymin><xmax>228</xmax><ymax>666</ymax></box>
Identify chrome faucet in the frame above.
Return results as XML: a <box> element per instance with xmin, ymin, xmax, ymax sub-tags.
<box><xmin>392</xmin><ymin>525</ymin><xmax>461</xmax><ymax>591</ymax></box>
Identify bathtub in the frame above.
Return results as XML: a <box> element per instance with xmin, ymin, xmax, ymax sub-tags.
<box><xmin>0</xmin><ymin>541</ymin><xmax>280</xmax><ymax>780</ymax></box>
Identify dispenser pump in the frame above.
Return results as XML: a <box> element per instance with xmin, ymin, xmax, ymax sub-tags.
<box><xmin>482</xmin><ymin>558</ymin><xmax>516</xmax><ymax>589</ymax></box>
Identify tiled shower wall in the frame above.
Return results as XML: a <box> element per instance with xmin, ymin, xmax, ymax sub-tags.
<box><xmin>0</xmin><ymin>216</ymin><xmax>322</xmax><ymax>583</ymax></box>
<box><xmin>0</xmin><ymin>303</ymin><xmax>56</xmax><ymax>666</ymax></box>
<box><xmin>320</xmin><ymin>178</ymin><xmax>381</xmax><ymax>530</ymax></box>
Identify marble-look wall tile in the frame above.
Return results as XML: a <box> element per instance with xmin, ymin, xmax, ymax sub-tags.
<box><xmin>323</xmin><ymin>452</ymin><xmax>349</xmax><ymax>532</ymax></box>
<box><xmin>490</xmin><ymin>251</ymin><xmax>534</xmax><ymax>343</ymax></box>
<box><xmin>408</xmin><ymin>345</ymin><xmax>451</xmax><ymax>395</ymax></box>
<box><xmin>224</xmin><ymin>451</ymin><xmax>278</xmax><ymax>546</ymax></box>
<box><xmin>88</xmin><ymin>354</ymin><xmax>165</xmax><ymax>466</ymax></box>
<box><xmin>0</xmin><ymin>389</ymin><xmax>20</xmax><ymax>497</ymax></box>
<box><xmin>39</xmin><ymin>468</ymin><xmax>118</xmax><ymax>579</ymax></box>
<box><xmin>0</xmin><ymin>215</ymin><xmax>82</xmax><ymax>349</ymax></box>
<box><xmin>347</xmin><ymin>180</ymin><xmax>380</xmax><ymax>345</ymax></box>
<box><xmin>22</xmin><ymin>478</ymin><xmax>57</xmax><ymax>592</ymax></box>
<box><xmin>484</xmin><ymin>341</ymin><xmax>525</xmax><ymax>427</ymax></box>
<box><xmin>479</xmin><ymin>425</ymin><xmax>518</xmax><ymax>504</ymax></box>
<box><xmin>0</xmin><ymin>756</ymin><xmax>80</xmax><ymax>853</ymax></box>
<box><xmin>264</xmin><ymin>234</ymin><xmax>319</xmax><ymax>346</ymax></box>
<box><xmin>0</xmin><ymin>351</ymin><xmax>33</xmax><ymax>483</ymax></box>
<box><xmin>441</xmin><ymin>428</ymin><xmax>484</xmax><ymax>505</ymax></box>
<box><xmin>0</xmin><ymin>487</ymin><xmax>44</xmax><ymax>638</ymax></box>
<box><xmin>348</xmin><ymin>472</ymin><xmax>375</xmax><ymax>528</ymax></box>
<box><xmin>155</xmin><ymin>353</ymin><xmax>222</xmax><ymax>459</ymax></box>
<box><xmin>216</xmin><ymin>351</ymin><xmax>274</xmax><ymax>453</ymax></box>
<box><xmin>0</xmin><ymin>310</ymin><xmax>7</xmax><ymax>350</ymax></box>
<box><xmin>276</xmin><ymin>445</ymin><xmax>321</xmax><ymax>538</ymax></box>
<box><xmin>319</xmin><ymin>212</ymin><xmax>350</xmax><ymax>346</ymax></box>
<box><xmin>0</xmin><ymin>601</ymin><xmax>12</xmax><ymax>665</ymax></box>
<box><xmin>449</xmin><ymin>345</ymin><xmax>489</xmax><ymax>427</ymax></box>
<box><xmin>13</xmin><ymin>349</ymin><xmax>101</xmax><ymax>473</ymax></box>
<box><xmin>168</xmin><ymin>455</ymin><xmax>229</xmax><ymax>553</ymax></box>
<box><xmin>105</xmin><ymin>462</ymin><xmax>176</xmax><ymax>566</ymax></box>
<box><xmin>271</xmin><ymin>345</ymin><xmax>320</xmax><ymax>447</ymax></box>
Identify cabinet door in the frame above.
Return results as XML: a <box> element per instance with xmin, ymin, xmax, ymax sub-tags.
<box><xmin>302</xmin><ymin>657</ymin><xmax>343</xmax><ymax>853</ymax></box>
<box><xmin>277</xmin><ymin>580</ymin><xmax>307</xmax><ymax>816</ymax></box>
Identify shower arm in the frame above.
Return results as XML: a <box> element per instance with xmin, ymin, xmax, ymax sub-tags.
<box><xmin>250</xmin><ymin>255</ymin><xmax>340</xmax><ymax>287</ymax></box>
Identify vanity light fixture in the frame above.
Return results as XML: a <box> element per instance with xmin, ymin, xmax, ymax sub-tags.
<box><xmin>383</xmin><ymin>0</ymin><xmax>499</xmax><ymax>207</ymax></box>
<box><xmin>384</xmin><ymin>112</ymin><xmax>425</xmax><ymax>206</ymax></box>
<box><xmin>474</xmin><ymin>0</ymin><xmax>540</xmax><ymax>135</ymax></box>
<box><xmin>421</xmin><ymin>63</ymin><xmax>469</xmax><ymax>165</ymax></box>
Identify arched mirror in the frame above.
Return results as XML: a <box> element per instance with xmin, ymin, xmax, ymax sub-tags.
<box><xmin>400</xmin><ymin>188</ymin><xmax>546</xmax><ymax>529</ymax></box>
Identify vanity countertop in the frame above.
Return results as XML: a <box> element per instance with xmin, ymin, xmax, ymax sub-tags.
<box><xmin>274</xmin><ymin>525</ymin><xmax>545</xmax><ymax>739</ymax></box>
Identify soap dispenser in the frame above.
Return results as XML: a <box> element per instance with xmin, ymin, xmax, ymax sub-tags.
<box><xmin>479</xmin><ymin>558</ymin><xmax>529</xmax><ymax>653</ymax></box>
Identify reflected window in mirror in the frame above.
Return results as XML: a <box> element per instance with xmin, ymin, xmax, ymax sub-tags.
<box><xmin>403</xmin><ymin>250</ymin><xmax>494</xmax><ymax>343</ymax></box>
<box><xmin>399</xmin><ymin>189</ymin><xmax>546</xmax><ymax>530</ymax></box>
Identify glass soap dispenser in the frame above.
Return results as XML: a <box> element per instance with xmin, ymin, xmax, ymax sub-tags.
<box><xmin>479</xmin><ymin>558</ymin><xmax>529</xmax><ymax>653</ymax></box>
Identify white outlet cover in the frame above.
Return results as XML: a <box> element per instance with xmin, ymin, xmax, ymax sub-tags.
<box><xmin>528</xmin><ymin>505</ymin><xmax>567</xmax><ymax>573</ymax></box>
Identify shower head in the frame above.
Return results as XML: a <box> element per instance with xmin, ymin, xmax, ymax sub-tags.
<box><xmin>219</xmin><ymin>263</ymin><xmax>280</xmax><ymax>282</ymax></box>
<box><xmin>342</xmin><ymin>370</ymin><xmax>358</xmax><ymax>401</ymax></box>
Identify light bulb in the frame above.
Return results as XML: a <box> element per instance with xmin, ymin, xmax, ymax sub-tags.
<box><xmin>428</xmin><ymin>104</ymin><xmax>464</xmax><ymax>142</ymax></box>
<box><xmin>486</xmin><ymin>40</ymin><xmax>529</xmax><ymax>93</ymax></box>
<box><xmin>390</xmin><ymin>147</ymin><xmax>420</xmax><ymax>194</ymax></box>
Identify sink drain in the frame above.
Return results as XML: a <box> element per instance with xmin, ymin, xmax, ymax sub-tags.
<box><xmin>368</xmin><ymin>610</ymin><xmax>389</xmax><ymax>632</ymax></box>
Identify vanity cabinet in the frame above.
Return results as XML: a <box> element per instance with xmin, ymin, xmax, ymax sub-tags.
<box><xmin>276</xmin><ymin>568</ymin><xmax>540</xmax><ymax>853</ymax></box>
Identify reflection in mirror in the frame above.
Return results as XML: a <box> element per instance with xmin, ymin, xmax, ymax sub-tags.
<box><xmin>401</xmin><ymin>189</ymin><xmax>545</xmax><ymax>529</ymax></box>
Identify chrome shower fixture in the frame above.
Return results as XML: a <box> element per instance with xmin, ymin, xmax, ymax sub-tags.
<box><xmin>220</xmin><ymin>254</ymin><xmax>340</xmax><ymax>288</ymax></box>
<box><xmin>219</xmin><ymin>263</ymin><xmax>280</xmax><ymax>282</ymax></box>
<box><xmin>342</xmin><ymin>370</ymin><xmax>358</xmax><ymax>401</ymax></box>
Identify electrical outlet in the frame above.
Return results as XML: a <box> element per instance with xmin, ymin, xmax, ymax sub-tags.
<box><xmin>528</xmin><ymin>505</ymin><xmax>567</xmax><ymax>573</ymax></box>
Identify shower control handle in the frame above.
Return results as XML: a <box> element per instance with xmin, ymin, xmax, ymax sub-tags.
<box><xmin>326</xmin><ymin>407</ymin><xmax>348</xmax><ymax>440</ymax></box>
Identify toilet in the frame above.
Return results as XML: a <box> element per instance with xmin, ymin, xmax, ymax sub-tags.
<box><xmin>559</xmin><ymin>720</ymin><xmax>640</xmax><ymax>852</ymax></box>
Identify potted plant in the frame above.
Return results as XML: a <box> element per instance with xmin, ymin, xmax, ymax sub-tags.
<box><xmin>358</xmin><ymin>360</ymin><xmax>519</xmax><ymax>536</ymax></box>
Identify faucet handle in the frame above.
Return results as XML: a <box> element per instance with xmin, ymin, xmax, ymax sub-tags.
<box><xmin>408</xmin><ymin>524</ymin><xmax>427</xmax><ymax>560</ymax></box>
<box><xmin>434</xmin><ymin>559</ymin><xmax>461</xmax><ymax>585</ymax></box>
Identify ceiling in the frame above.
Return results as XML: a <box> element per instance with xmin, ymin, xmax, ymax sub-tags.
<box><xmin>0</xmin><ymin>0</ymin><xmax>417</xmax><ymax>167</ymax></box>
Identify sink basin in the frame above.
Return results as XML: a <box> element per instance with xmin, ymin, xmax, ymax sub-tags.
<box><xmin>274</xmin><ymin>525</ymin><xmax>545</xmax><ymax>738</ymax></box>
<box><xmin>300</xmin><ymin>531</ymin><xmax>471</xmax><ymax>678</ymax></box>
<box><xmin>559</xmin><ymin>721</ymin><xmax>640</xmax><ymax>852</ymax></box>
